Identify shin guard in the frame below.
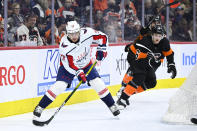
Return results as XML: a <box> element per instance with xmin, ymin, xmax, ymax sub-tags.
<box><xmin>89</xmin><ymin>77</ymin><xmax>114</xmax><ymax>107</ymax></box>
<box><xmin>89</xmin><ymin>77</ymin><xmax>109</xmax><ymax>98</ymax></box>
<box><xmin>122</xmin><ymin>71</ymin><xmax>133</xmax><ymax>87</ymax></box>
<box><xmin>38</xmin><ymin>81</ymin><xmax>68</xmax><ymax>109</ymax></box>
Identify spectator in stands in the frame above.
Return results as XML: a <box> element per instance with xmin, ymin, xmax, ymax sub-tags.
<box><xmin>168</xmin><ymin>18</ymin><xmax>173</xmax><ymax>40</ymax></box>
<box><xmin>182</xmin><ymin>1</ymin><xmax>193</xmax><ymax>25</ymax></box>
<box><xmin>8</xmin><ymin>2</ymin><xmax>24</xmax><ymax>28</ymax></box>
<box><xmin>188</xmin><ymin>3</ymin><xmax>197</xmax><ymax>41</ymax></box>
<box><xmin>44</xmin><ymin>16</ymin><xmax>59</xmax><ymax>45</ymax></box>
<box><xmin>104</xmin><ymin>24</ymin><xmax>116</xmax><ymax>42</ymax></box>
<box><xmin>15</xmin><ymin>13</ymin><xmax>43</xmax><ymax>46</ymax></box>
<box><xmin>103</xmin><ymin>0</ymin><xmax>120</xmax><ymax>22</ymax></box>
<box><xmin>7</xmin><ymin>2</ymin><xmax>13</xmax><ymax>18</ymax></box>
<box><xmin>37</xmin><ymin>0</ymin><xmax>49</xmax><ymax>11</ymax></box>
<box><xmin>107</xmin><ymin>0</ymin><xmax>120</xmax><ymax>13</ymax></box>
<box><xmin>154</xmin><ymin>3</ymin><xmax>165</xmax><ymax>24</ymax></box>
<box><xmin>94</xmin><ymin>0</ymin><xmax>108</xmax><ymax>12</ymax></box>
<box><xmin>144</xmin><ymin>0</ymin><xmax>155</xmax><ymax>25</ymax></box>
<box><xmin>55</xmin><ymin>17</ymin><xmax>66</xmax><ymax>44</ymax></box>
<box><xmin>94</xmin><ymin>10</ymin><xmax>105</xmax><ymax>32</ymax></box>
<box><xmin>37</xmin><ymin>18</ymin><xmax>48</xmax><ymax>45</ymax></box>
<box><xmin>16</xmin><ymin>0</ymin><xmax>31</xmax><ymax>17</ymax></box>
<box><xmin>174</xmin><ymin>6</ymin><xmax>185</xmax><ymax>25</ymax></box>
<box><xmin>45</xmin><ymin>0</ymin><xmax>57</xmax><ymax>19</ymax></box>
<box><xmin>132</xmin><ymin>19</ymin><xmax>141</xmax><ymax>39</ymax></box>
<box><xmin>124</xmin><ymin>18</ymin><xmax>135</xmax><ymax>41</ymax></box>
<box><xmin>102</xmin><ymin>0</ymin><xmax>120</xmax><ymax>42</ymax></box>
<box><xmin>103</xmin><ymin>14</ymin><xmax>120</xmax><ymax>43</ymax></box>
<box><xmin>82</xmin><ymin>6</ymin><xmax>91</xmax><ymax>27</ymax></box>
<box><xmin>7</xmin><ymin>2</ymin><xmax>24</xmax><ymax>46</ymax></box>
<box><xmin>57</xmin><ymin>0</ymin><xmax>78</xmax><ymax>20</ymax></box>
<box><xmin>123</xmin><ymin>0</ymin><xmax>137</xmax><ymax>23</ymax></box>
<box><xmin>31</xmin><ymin>0</ymin><xmax>45</xmax><ymax>19</ymax></box>
<box><xmin>75</xmin><ymin>0</ymin><xmax>90</xmax><ymax>26</ymax></box>
<box><xmin>172</xmin><ymin>18</ymin><xmax>192</xmax><ymax>41</ymax></box>
<box><xmin>116</xmin><ymin>25</ymin><xmax>122</xmax><ymax>43</ymax></box>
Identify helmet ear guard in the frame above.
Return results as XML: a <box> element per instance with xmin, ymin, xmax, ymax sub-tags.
<box><xmin>66</xmin><ymin>21</ymin><xmax>80</xmax><ymax>34</ymax></box>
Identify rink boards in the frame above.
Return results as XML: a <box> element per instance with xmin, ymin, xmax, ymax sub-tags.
<box><xmin>0</xmin><ymin>42</ymin><xmax>197</xmax><ymax>117</ymax></box>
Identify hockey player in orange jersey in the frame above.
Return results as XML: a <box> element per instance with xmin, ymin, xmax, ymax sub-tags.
<box><xmin>117</xmin><ymin>25</ymin><xmax>177</xmax><ymax>109</ymax></box>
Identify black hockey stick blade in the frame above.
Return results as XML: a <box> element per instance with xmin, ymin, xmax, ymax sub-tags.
<box><xmin>191</xmin><ymin>118</ymin><xmax>197</xmax><ymax>124</ymax></box>
<box><xmin>32</xmin><ymin>116</ymin><xmax>54</xmax><ymax>126</ymax></box>
<box><xmin>32</xmin><ymin>120</ymin><xmax>48</xmax><ymax>127</ymax></box>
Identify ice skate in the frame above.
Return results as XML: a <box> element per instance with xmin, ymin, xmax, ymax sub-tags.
<box><xmin>116</xmin><ymin>97</ymin><xmax>130</xmax><ymax>110</ymax></box>
<box><xmin>109</xmin><ymin>104</ymin><xmax>120</xmax><ymax>116</ymax></box>
<box><xmin>33</xmin><ymin>105</ymin><xmax>44</xmax><ymax>118</ymax></box>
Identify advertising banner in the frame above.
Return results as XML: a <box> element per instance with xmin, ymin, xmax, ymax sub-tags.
<box><xmin>0</xmin><ymin>50</ymin><xmax>37</xmax><ymax>102</ymax></box>
<box><xmin>0</xmin><ymin>44</ymin><xmax>197</xmax><ymax>103</ymax></box>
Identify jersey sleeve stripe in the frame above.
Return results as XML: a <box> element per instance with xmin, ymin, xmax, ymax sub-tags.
<box><xmin>162</xmin><ymin>48</ymin><xmax>173</xmax><ymax>56</ymax></box>
<box><xmin>93</xmin><ymin>34</ymin><xmax>107</xmax><ymax>45</ymax></box>
<box><xmin>130</xmin><ymin>44</ymin><xmax>148</xmax><ymax>59</ymax></box>
<box><xmin>66</xmin><ymin>55</ymin><xmax>79</xmax><ymax>71</ymax></box>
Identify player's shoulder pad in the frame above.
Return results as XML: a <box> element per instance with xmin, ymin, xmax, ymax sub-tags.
<box><xmin>59</xmin><ymin>35</ymin><xmax>69</xmax><ymax>47</ymax></box>
<box><xmin>138</xmin><ymin>35</ymin><xmax>152</xmax><ymax>45</ymax></box>
<box><xmin>81</xmin><ymin>27</ymin><xmax>93</xmax><ymax>34</ymax></box>
<box><xmin>82</xmin><ymin>27</ymin><xmax>103</xmax><ymax>35</ymax></box>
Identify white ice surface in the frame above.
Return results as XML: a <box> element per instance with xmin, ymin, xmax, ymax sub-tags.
<box><xmin>0</xmin><ymin>88</ymin><xmax>197</xmax><ymax>131</ymax></box>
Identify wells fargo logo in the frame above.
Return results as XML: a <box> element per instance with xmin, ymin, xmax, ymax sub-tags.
<box><xmin>0</xmin><ymin>65</ymin><xmax>25</xmax><ymax>86</ymax></box>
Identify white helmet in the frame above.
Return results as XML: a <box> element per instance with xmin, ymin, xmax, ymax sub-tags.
<box><xmin>66</xmin><ymin>21</ymin><xmax>80</xmax><ymax>34</ymax></box>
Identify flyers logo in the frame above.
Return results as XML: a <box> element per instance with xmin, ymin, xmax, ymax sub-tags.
<box><xmin>154</xmin><ymin>53</ymin><xmax>161</xmax><ymax>59</ymax></box>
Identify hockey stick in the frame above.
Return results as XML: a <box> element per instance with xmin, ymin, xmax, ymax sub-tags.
<box><xmin>33</xmin><ymin>61</ymin><xmax>97</xmax><ymax>126</ymax></box>
<box><xmin>191</xmin><ymin>117</ymin><xmax>197</xmax><ymax>124</ymax></box>
<box><xmin>146</xmin><ymin>0</ymin><xmax>181</xmax><ymax>29</ymax></box>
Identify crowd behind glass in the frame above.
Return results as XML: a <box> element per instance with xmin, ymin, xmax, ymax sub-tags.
<box><xmin>0</xmin><ymin>0</ymin><xmax>196</xmax><ymax>47</ymax></box>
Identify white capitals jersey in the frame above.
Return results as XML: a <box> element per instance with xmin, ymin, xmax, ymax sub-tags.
<box><xmin>59</xmin><ymin>27</ymin><xmax>108</xmax><ymax>75</ymax></box>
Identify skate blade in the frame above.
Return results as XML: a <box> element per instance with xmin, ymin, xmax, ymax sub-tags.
<box><xmin>117</xmin><ymin>105</ymin><xmax>126</xmax><ymax>110</ymax></box>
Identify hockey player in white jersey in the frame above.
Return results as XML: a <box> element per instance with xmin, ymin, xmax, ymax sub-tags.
<box><xmin>33</xmin><ymin>20</ymin><xmax>120</xmax><ymax>123</ymax></box>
